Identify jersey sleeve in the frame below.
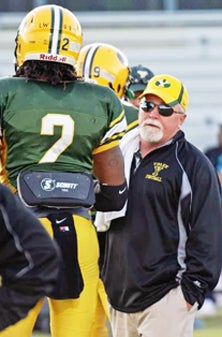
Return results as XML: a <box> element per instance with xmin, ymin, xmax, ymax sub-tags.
<box><xmin>92</xmin><ymin>90</ymin><xmax>127</xmax><ymax>155</ymax></box>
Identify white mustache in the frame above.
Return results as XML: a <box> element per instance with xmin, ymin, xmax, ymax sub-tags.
<box><xmin>141</xmin><ymin>118</ymin><xmax>162</xmax><ymax>129</ymax></box>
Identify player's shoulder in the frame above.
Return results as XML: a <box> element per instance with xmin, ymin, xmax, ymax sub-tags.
<box><xmin>75</xmin><ymin>80</ymin><xmax>119</xmax><ymax>100</ymax></box>
<box><xmin>0</xmin><ymin>75</ymin><xmax>13</xmax><ymax>81</ymax></box>
<box><xmin>0</xmin><ymin>76</ymin><xmax>14</xmax><ymax>86</ymax></box>
<box><xmin>0</xmin><ymin>76</ymin><xmax>26</xmax><ymax>91</ymax></box>
<box><xmin>121</xmin><ymin>100</ymin><xmax>138</xmax><ymax>127</ymax></box>
<box><xmin>0</xmin><ymin>77</ymin><xmax>19</xmax><ymax>98</ymax></box>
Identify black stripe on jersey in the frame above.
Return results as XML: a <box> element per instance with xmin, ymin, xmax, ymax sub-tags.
<box><xmin>48</xmin><ymin>7</ymin><xmax>54</xmax><ymax>53</ymax></box>
<box><xmin>57</xmin><ymin>8</ymin><xmax>63</xmax><ymax>54</ymax></box>
<box><xmin>83</xmin><ymin>45</ymin><xmax>100</xmax><ymax>78</ymax></box>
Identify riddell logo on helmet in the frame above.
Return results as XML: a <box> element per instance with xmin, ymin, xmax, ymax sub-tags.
<box><xmin>39</xmin><ymin>54</ymin><xmax>67</xmax><ymax>62</ymax></box>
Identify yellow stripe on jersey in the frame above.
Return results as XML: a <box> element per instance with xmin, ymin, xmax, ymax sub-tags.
<box><xmin>100</xmin><ymin>130</ymin><xmax>125</xmax><ymax>145</ymax></box>
<box><xmin>92</xmin><ymin>140</ymin><xmax>119</xmax><ymax>155</ymax></box>
<box><xmin>109</xmin><ymin>110</ymin><xmax>125</xmax><ymax>128</ymax></box>
<box><xmin>93</xmin><ymin>108</ymin><xmax>126</xmax><ymax>155</ymax></box>
<box><xmin>126</xmin><ymin>119</ymin><xmax>139</xmax><ymax>133</ymax></box>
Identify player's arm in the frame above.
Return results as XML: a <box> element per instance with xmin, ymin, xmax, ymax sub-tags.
<box><xmin>93</xmin><ymin>145</ymin><xmax>125</xmax><ymax>185</ymax></box>
<box><xmin>93</xmin><ymin>146</ymin><xmax>127</xmax><ymax>211</ymax></box>
<box><xmin>92</xmin><ymin>88</ymin><xmax>128</xmax><ymax>211</ymax></box>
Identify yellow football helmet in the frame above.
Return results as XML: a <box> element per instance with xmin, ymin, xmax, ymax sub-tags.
<box><xmin>77</xmin><ymin>43</ymin><xmax>129</xmax><ymax>98</ymax></box>
<box><xmin>15</xmin><ymin>4</ymin><xmax>83</xmax><ymax>70</ymax></box>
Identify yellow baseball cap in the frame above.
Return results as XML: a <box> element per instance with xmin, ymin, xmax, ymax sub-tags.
<box><xmin>140</xmin><ymin>74</ymin><xmax>189</xmax><ymax>112</ymax></box>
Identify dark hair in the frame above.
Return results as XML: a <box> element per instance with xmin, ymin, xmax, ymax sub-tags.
<box><xmin>14</xmin><ymin>60</ymin><xmax>79</xmax><ymax>85</ymax></box>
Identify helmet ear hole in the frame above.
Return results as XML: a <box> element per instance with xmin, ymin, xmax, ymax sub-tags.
<box><xmin>108</xmin><ymin>82</ymin><xmax>114</xmax><ymax>91</ymax></box>
<box><xmin>117</xmin><ymin>84</ymin><xmax>121</xmax><ymax>93</ymax></box>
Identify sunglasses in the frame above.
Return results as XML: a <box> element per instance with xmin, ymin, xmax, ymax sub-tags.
<box><xmin>140</xmin><ymin>100</ymin><xmax>184</xmax><ymax>117</ymax></box>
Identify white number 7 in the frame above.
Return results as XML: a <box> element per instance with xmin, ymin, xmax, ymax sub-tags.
<box><xmin>39</xmin><ymin>113</ymin><xmax>75</xmax><ymax>163</ymax></box>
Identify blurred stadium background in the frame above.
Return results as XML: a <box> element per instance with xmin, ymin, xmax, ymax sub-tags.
<box><xmin>1</xmin><ymin>0</ymin><xmax>222</xmax><ymax>151</ymax></box>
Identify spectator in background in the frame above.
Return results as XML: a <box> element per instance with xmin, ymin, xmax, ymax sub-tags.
<box><xmin>125</xmin><ymin>64</ymin><xmax>154</xmax><ymax>108</ymax></box>
<box><xmin>200</xmin><ymin>122</ymin><xmax>222</xmax><ymax>317</ymax></box>
<box><xmin>205</xmin><ymin>123</ymin><xmax>222</xmax><ymax>186</ymax></box>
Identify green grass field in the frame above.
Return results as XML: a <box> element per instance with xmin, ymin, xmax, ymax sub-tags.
<box><xmin>194</xmin><ymin>330</ymin><xmax>222</xmax><ymax>337</ymax></box>
<box><xmin>194</xmin><ymin>306</ymin><xmax>222</xmax><ymax>337</ymax></box>
<box><xmin>34</xmin><ymin>306</ymin><xmax>222</xmax><ymax>337</ymax></box>
<box><xmin>34</xmin><ymin>328</ymin><xmax>222</xmax><ymax>337</ymax></box>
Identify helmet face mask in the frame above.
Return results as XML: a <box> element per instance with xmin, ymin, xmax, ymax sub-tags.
<box><xmin>15</xmin><ymin>5</ymin><xmax>83</xmax><ymax>70</ymax></box>
<box><xmin>76</xmin><ymin>43</ymin><xmax>129</xmax><ymax>98</ymax></box>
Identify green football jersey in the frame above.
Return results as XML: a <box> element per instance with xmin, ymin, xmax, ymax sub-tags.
<box><xmin>122</xmin><ymin>100</ymin><xmax>139</xmax><ymax>132</ymax></box>
<box><xmin>0</xmin><ymin>77</ymin><xmax>126</xmax><ymax>188</ymax></box>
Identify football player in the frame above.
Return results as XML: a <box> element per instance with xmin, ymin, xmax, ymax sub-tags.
<box><xmin>126</xmin><ymin>64</ymin><xmax>154</xmax><ymax>108</ymax></box>
<box><xmin>77</xmin><ymin>42</ymin><xmax>139</xmax><ymax>133</ymax></box>
<box><xmin>0</xmin><ymin>183</ymin><xmax>59</xmax><ymax>332</ymax></box>
<box><xmin>0</xmin><ymin>4</ymin><xmax>127</xmax><ymax>337</ymax></box>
